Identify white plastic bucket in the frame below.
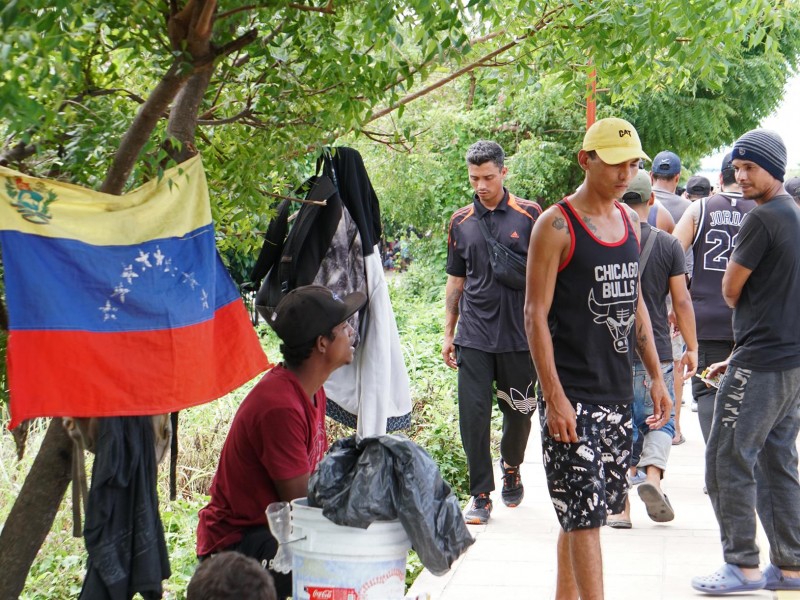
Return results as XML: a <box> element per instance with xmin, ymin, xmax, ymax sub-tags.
<box><xmin>290</xmin><ymin>498</ymin><xmax>411</xmax><ymax>600</ymax></box>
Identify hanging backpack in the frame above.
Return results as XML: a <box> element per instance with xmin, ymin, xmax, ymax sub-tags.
<box><xmin>250</xmin><ymin>170</ymin><xmax>366</xmax><ymax>328</ymax></box>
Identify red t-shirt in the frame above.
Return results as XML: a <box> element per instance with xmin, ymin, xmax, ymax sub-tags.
<box><xmin>196</xmin><ymin>365</ymin><xmax>328</xmax><ymax>555</ymax></box>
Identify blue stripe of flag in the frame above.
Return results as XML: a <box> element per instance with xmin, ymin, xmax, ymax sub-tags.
<box><xmin>1</xmin><ymin>224</ymin><xmax>241</xmax><ymax>332</ymax></box>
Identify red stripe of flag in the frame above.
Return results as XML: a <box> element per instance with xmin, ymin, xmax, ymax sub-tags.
<box><xmin>7</xmin><ymin>299</ymin><xmax>270</xmax><ymax>428</ymax></box>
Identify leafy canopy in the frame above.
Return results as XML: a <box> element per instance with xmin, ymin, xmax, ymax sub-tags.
<box><xmin>1</xmin><ymin>0</ymin><xmax>798</xmax><ymax>278</ymax></box>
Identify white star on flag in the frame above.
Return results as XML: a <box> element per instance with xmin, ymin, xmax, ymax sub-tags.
<box><xmin>112</xmin><ymin>283</ymin><xmax>131</xmax><ymax>303</ymax></box>
<box><xmin>182</xmin><ymin>272</ymin><xmax>199</xmax><ymax>290</ymax></box>
<box><xmin>121</xmin><ymin>265</ymin><xmax>139</xmax><ymax>284</ymax></box>
<box><xmin>135</xmin><ymin>250</ymin><xmax>152</xmax><ymax>270</ymax></box>
<box><xmin>99</xmin><ymin>300</ymin><xmax>118</xmax><ymax>321</ymax></box>
<box><xmin>153</xmin><ymin>247</ymin><xmax>166</xmax><ymax>267</ymax></box>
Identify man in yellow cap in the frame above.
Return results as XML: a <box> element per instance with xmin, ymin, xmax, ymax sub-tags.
<box><xmin>525</xmin><ymin>117</ymin><xmax>672</xmax><ymax>600</ymax></box>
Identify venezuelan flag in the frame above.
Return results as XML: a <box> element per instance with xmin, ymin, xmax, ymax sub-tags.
<box><xmin>0</xmin><ymin>156</ymin><xmax>269</xmax><ymax>429</ymax></box>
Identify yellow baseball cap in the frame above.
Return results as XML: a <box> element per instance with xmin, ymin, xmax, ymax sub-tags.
<box><xmin>583</xmin><ymin>118</ymin><xmax>650</xmax><ymax>165</ymax></box>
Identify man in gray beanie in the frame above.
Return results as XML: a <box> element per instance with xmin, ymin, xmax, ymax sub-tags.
<box><xmin>692</xmin><ymin>129</ymin><xmax>800</xmax><ymax>594</ymax></box>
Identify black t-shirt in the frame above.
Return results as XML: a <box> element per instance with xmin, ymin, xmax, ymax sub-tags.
<box><xmin>446</xmin><ymin>189</ymin><xmax>541</xmax><ymax>353</ymax></box>
<box><xmin>730</xmin><ymin>195</ymin><xmax>800</xmax><ymax>371</ymax></box>
<box><xmin>639</xmin><ymin>223</ymin><xmax>687</xmax><ymax>362</ymax></box>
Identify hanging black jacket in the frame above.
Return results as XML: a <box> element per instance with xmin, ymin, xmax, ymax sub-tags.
<box><xmin>80</xmin><ymin>417</ymin><xmax>171</xmax><ymax>600</ymax></box>
<box><xmin>322</xmin><ymin>147</ymin><xmax>382</xmax><ymax>255</ymax></box>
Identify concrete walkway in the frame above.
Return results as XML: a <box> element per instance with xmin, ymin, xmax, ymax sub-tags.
<box><xmin>409</xmin><ymin>383</ymin><xmax>800</xmax><ymax>599</ymax></box>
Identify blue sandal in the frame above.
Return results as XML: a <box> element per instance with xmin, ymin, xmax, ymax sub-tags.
<box><xmin>691</xmin><ymin>564</ymin><xmax>766</xmax><ymax>594</ymax></box>
<box><xmin>764</xmin><ymin>563</ymin><xmax>800</xmax><ymax>590</ymax></box>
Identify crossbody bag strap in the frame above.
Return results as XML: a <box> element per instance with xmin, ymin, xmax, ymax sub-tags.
<box><xmin>639</xmin><ymin>228</ymin><xmax>658</xmax><ymax>274</ymax></box>
<box><xmin>476</xmin><ymin>215</ymin><xmax>495</xmax><ymax>243</ymax></box>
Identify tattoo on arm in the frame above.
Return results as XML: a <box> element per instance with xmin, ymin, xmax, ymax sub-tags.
<box><xmin>446</xmin><ymin>289</ymin><xmax>462</xmax><ymax>315</ymax></box>
<box><xmin>635</xmin><ymin>320</ymin><xmax>648</xmax><ymax>357</ymax></box>
<box><xmin>552</xmin><ymin>216</ymin><xmax>567</xmax><ymax>232</ymax></box>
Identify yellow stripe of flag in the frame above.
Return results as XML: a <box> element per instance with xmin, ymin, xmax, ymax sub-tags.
<box><xmin>0</xmin><ymin>155</ymin><xmax>211</xmax><ymax>245</ymax></box>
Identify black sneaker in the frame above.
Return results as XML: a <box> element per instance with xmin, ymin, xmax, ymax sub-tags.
<box><xmin>464</xmin><ymin>493</ymin><xmax>492</xmax><ymax>524</ymax></box>
<box><xmin>499</xmin><ymin>458</ymin><xmax>524</xmax><ymax>507</ymax></box>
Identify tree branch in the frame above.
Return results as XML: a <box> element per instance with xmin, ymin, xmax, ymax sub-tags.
<box><xmin>0</xmin><ymin>142</ymin><xmax>37</xmax><ymax>167</ymax></box>
<box><xmin>197</xmin><ymin>108</ymin><xmax>255</xmax><ymax>125</ymax></box>
<box><xmin>288</xmin><ymin>0</ymin><xmax>334</xmax><ymax>14</ymax></box>
<box><xmin>364</xmin><ymin>5</ymin><xmax>568</xmax><ymax>125</ymax></box>
<box><xmin>260</xmin><ymin>189</ymin><xmax>327</xmax><ymax>205</ymax></box>
<box><xmin>100</xmin><ymin>60</ymin><xmax>192</xmax><ymax>193</ymax></box>
<box><xmin>217</xmin><ymin>4</ymin><xmax>258</xmax><ymax>20</ymax></box>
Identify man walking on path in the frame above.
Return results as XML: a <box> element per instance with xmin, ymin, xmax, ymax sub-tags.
<box><xmin>607</xmin><ymin>171</ymin><xmax>698</xmax><ymax>530</ymax></box>
<box><xmin>651</xmin><ymin>150</ymin><xmax>691</xmax><ymax>223</ymax></box>
<box><xmin>443</xmin><ymin>140</ymin><xmax>541</xmax><ymax>525</ymax></box>
<box><xmin>692</xmin><ymin>129</ymin><xmax>800</xmax><ymax>594</ymax></box>
<box><xmin>651</xmin><ymin>150</ymin><xmax>692</xmax><ymax>444</ymax></box>
<box><xmin>525</xmin><ymin>118</ymin><xmax>671</xmax><ymax>600</ymax></box>
<box><xmin>673</xmin><ymin>153</ymin><xmax>756</xmax><ymax>442</ymax></box>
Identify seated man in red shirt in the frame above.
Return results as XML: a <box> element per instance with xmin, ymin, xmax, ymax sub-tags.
<box><xmin>196</xmin><ymin>285</ymin><xmax>366</xmax><ymax>599</ymax></box>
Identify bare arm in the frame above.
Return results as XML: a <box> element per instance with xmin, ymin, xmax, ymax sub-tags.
<box><xmin>722</xmin><ymin>260</ymin><xmax>753</xmax><ymax>308</ymax></box>
<box><xmin>668</xmin><ymin>274</ymin><xmax>698</xmax><ymax>380</ymax></box>
<box><xmin>442</xmin><ymin>275</ymin><xmax>465</xmax><ymax>369</ymax></box>
<box><xmin>673</xmin><ymin>200</ymin><xmax>701</xmax><ymax>251</ymax></box>
<box><xmin>274</xmin><ymin>473</ymin><xmax>310</xmax><ymax>503</ymax></box>
<box><xmin>525</xmin><ymin>208</ymin><xmax>577</xmax><ymax>442</ymax></box>
<box><xmin>657</xmin><ymin>203</ymin><xmax>675</xmax><ymax>234</ymax></box>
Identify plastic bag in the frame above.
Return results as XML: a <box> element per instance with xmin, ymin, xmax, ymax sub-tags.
<box><xmin>308</xmin><ymin>434</ymin><xmax>474</xmax><ymax>576</ymax></box>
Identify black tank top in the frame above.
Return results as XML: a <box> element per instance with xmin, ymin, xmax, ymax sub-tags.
<box><xmin>691</xmin><ymin>193</ymin><xmax>756</xmax><ymax>341</ymax></box>
<box><xmin>550</xmin><ymin>200</ymin><xmax>640</xmax><ymax>405</ymax></box>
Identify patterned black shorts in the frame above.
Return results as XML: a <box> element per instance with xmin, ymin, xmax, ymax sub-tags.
<box><xmin>538</xmin><ymin>399</ymin><xmax>632</xmax><ymax>531</ymax></box>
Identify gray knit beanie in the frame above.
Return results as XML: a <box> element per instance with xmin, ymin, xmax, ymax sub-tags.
<box><xmin>732</xmin><ymin>129</ymin><xmax>787</xmax><ymax>182</ymax></box>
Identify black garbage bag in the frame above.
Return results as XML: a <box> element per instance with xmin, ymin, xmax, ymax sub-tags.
<box><xmin>308</xmin><ymin>434</ymin><xmax>474</xmax><ymax>576</ymax></box>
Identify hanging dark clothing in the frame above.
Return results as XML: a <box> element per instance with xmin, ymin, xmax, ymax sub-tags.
<box><xmin>322</xmin><ymin>147</ymin><xmax>382</xmax><ymax>255</ymax></box>
<box><xmin>80</xmin><ymin>417</ymin><xmax>171</xmax><ymax>600</ymax></box>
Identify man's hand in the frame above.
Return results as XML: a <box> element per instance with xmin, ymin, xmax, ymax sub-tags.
<box><xmin>645</xmin><ymin>378</ymin><xmax>673</xmax><ymax>430</ymax></box>
<box><xmin>679</xmin><ymin>349</ymin><xmax>698</xmax><ymax>380</ymax></box>
<box><xmin>544</xmin><ymin>392</ymin><xmax>579</xmax><ymax>443</ymax></box>
<box><xmin>442</xmin><ymin>335</ymin><xmax>457</xmax><ymax>369</ymax></box>
<box><xmin>705</xmin><ymin>358</ymin><xmax>730</xmax><ymax>380</ymax></box>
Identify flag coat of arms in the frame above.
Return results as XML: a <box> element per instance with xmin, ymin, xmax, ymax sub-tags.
<box><xmin>0</xmin><ymin>155</ymin><xmax>269</xmax><ymax>429</ymax></box>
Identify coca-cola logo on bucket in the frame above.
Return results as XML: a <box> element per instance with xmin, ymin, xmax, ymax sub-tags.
<box><xmin>305</xmin><ymin>586</ymin><xmax>359</xmax><ymax>600</ymax></box>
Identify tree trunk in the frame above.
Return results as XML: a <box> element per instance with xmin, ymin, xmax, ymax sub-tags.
<box><xmin>0</xmin><ymin>2</ymin><xmax>246</xmax><ymax>594</ymax></box>
<box><xmin>100</xmin><ymin>62</ymin><xmax>193</xmax><ymax>195</ymax></box>
<box><xmin>167</xmin><ymin>67</ymin><xmax>215</xmax><ymax>164</ymax></box>
<box><xmin>0</xmin><ymin>419</ymin><xmax>73</xmax><ymax>599</ymax></box>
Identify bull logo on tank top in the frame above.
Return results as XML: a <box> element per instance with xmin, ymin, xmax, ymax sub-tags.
<box><xmin>587</xmin><ymin>261</ymin><xmax>638</xmax><ymax>353</ymax></box>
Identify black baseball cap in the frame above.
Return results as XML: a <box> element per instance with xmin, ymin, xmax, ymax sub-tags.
<box><xmin>269</xmin><ymin>285</ymin><xmax>367</xmax><ymax>347</ymax></box>
<box><xmin>686</xmin><ymin>175</ymin><xmax>712</xmax><ymax>196</ymax></box>
<box><xmin>785</xmin><ymin>176</ymin><xmax>800</xmax><ymax>199</ymax></box>
<box><xmin>721</xmin><ymin>152</ymin><xmax>734</xmax><ymax>173</ymax></box>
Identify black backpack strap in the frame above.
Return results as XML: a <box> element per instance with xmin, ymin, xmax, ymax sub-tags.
<box><xmin>248</xmin><ymin>198</ymin><xmax>291</xmax><ymax>288</ymax></box>
<box><xmin>277</xmin><ymin>176</ymin><xmax>338</xmax><ymax>289</ymax></box>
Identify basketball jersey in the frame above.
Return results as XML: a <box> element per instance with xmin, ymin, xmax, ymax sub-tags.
<box><xmin>691</xmin><ymin>192</ymin><xmax>756</xmax><ymax>341</ymax></box>
<box><xmin>550</xmin><ymin>199</ymin><xmax>640</xmax><ymax>405</ymax></box>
